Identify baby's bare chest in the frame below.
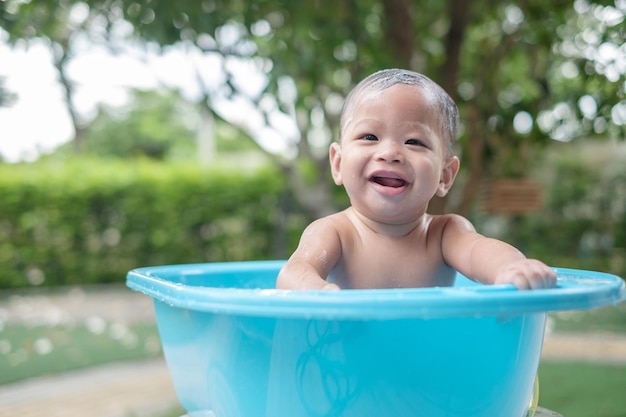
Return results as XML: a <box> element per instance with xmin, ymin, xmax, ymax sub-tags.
<box><xmin>333</xmin><ymin>236</ymin><xmax>454</xmax><ymax>289</ymax></box>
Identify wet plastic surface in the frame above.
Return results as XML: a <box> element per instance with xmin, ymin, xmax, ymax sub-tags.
<box><xmin>127</xmin><ymin>261</ymin><xmax>624</xmax><ymax>320</ymax></box>
<box><xmin>127</xmin><ymin>261</ymin><xmax>624</xmax><ymax>417</ymax></box>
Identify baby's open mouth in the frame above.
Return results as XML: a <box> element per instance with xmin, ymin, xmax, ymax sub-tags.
<box><xmin>370</xmin><ymin>176</ymin><xmax>407</xmax><ymax>188</ymax></box>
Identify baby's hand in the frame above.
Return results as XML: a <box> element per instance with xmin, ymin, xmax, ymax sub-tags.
<box><xmin>494</xmin><ymin>259</ymin><xmax>557</xmax><ymax>290</ymax></box>
<box><xmin>322</xmin><ymin>282</ymin><xmax>341</xmax><ymax>291</ymax></box>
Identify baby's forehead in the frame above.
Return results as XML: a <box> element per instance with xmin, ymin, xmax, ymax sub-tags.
<box><xmin>344</xmin><ymin>84</ymin><xmax>440</xmax><ymax>125</ymax></box>
<box><xmin>355</xmin><ymin>82</ymin><xmax>433</xmax><ymax>104</ymax></box>
<box><xmin>341</xmin><ymin>83</ymin><xmax>437</xmax><ymax>127</ymax></box>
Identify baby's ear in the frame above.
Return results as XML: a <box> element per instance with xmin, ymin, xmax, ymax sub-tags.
<box><xmin>436</xmin><ymin>156</ymin><xmax>460</xmax><ymax>197</ymax></box>
<box><xmin>329</xmin><ymin>142</ymin><xmax>343</xmax><ymax>185</ymax></box>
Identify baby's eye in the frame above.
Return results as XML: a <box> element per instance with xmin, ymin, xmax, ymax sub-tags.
<box><xmin>363</xmin><ymin>134</ymin><xmax>378</xmax><ymax>141</ymax></box>
<box><xmin>406</xmin><ymin>138</ymin><xmax>427</xmax><ymax>147</ymax></box>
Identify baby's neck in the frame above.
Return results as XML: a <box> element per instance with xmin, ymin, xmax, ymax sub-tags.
<box><xmin>347</xmin><ymin>207</ymin><xmax>428</xmax><ymax>238</ymax></box>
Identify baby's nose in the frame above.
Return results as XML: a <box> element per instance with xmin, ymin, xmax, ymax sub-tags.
<box><xmin>375</xmin><ymin>141</ymin><xmax>403</xmax><ymax>162</ymax></box>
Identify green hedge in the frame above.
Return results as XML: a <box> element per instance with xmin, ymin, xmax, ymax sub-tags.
<box><xmin>0</xmin><ymin>159</ymin><xmax>305</xmax><ymax>289</ymax></box>
<box><xmin>474</xmin><ymin>154</ymin><xmax>626</xmax><ymax>280</ymax></box>
<box><xmin>2</xmin><ymin>153</ymin><xmax>624</xmax><ymax>289</ymax></box>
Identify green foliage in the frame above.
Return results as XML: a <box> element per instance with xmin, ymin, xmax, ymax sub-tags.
<box><xmin>114</xmin><ymin>1</ymin><xmax>626</xmax><ymax>144</ymax></box>
<box><xmin>487</xmin><ymin>142</ymin><xmax>626</xmax><ymax>279</ymax></box>
<box><xmin>215</xmin><ymin>120</ymin><xmax>264</xmax><ymax>153</ymax></box>
<box><xmin>0</xmin><ymin>159</ymin><xmax>296</xmax><ymax>289</ymax></box>
<box><xmin>2</xmin><ymin>0</ymin><xmax>625</xmax><ymax>215</ymax></box>
<box><xmin>54</xmin><ymin>88</ymin><xmax>258</xmax><ymax>160</ymax></box>
<box><xmin>0</xmin><ymin>0</ymin><xmax>81</xmax><ymax>42</ymax></box>
<box><xmin>80</xmin><ymin>89</ymin><xmax>197</xmax><ymax>160</ymax></box>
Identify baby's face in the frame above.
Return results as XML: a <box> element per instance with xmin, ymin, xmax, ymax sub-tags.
<box><xmin>330</xmin><ymin>84</ymin><xmax>458</xmax><ymax>224</ymax></box>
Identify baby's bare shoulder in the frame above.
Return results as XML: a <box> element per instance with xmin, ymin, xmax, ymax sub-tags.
<box><xmin>426</xmin><ymin>213</ymin><xmax>473</xmax><ymax>235</ymax></box>
<box><xmin>301</xmin><ymin>210</ymin><xmax>353</xmax><ymax>240</ymax></box>
<box><xmin>309</xmin><ymin>210</ymin><xmax>350</xmax><ymax>230</ymax></box>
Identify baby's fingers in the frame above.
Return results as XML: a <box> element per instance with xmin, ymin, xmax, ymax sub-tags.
<box><xmin>527</xmin><ymin>263</ymin><xmax>557</xmax><ymax>290</ymax></box>
<box><xmin>322</xmin><ymin>282</ymin><xmax>341</xmax><ymax>291</ymax></box>
<box><xmin>498</xmin><ymin>260</ymin><xmax>557</xmax><ymax>290</ymax></box>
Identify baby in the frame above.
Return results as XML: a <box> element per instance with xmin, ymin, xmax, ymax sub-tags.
<box><xmin>277</xmin><ymin>69</ymin><xmax>556</xmax><ymax>291</ymax></box>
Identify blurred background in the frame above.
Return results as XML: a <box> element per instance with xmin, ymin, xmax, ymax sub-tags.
<box><xmin>0</xmin><ymin>1</ymin><xmax>625</xmax><ymax>416</ymax></box>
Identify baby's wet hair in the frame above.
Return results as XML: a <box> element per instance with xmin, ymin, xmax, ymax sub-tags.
<box><xmin>339</xmin><ymin>69</ymin><xmax>459</xmax><ymax>154</ymax></box>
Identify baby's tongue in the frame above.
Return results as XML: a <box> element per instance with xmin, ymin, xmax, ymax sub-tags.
<box><xmin>374</xmin><ymin>177</ymin><xmax>405</xmax><ymax>188</ymax></box>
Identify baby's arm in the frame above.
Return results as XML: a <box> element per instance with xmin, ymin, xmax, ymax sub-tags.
<box><xmin>441</xmin><ymin>215</ymin><xmax>556</xmax><ymax>290</ymax></box>
<box><xmin>276</xmin><ymin>218</ymin><xmax>343</xmax><ymax>290</ymax></box>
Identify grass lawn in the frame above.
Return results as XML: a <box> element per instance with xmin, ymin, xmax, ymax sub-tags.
<box><xmin>539</xmin><ymin>303</ymin><xmax>626</xmax><ymax>417</ymax></box>
<box><xmin>0</xmin><ymin>322</ymin><xmax>162</xmax><ymax>385</ymax></box>
<box><xmin>538</xmin><ymin>361</ymin><xmax>626</xmax><ymax>417</ymax></box>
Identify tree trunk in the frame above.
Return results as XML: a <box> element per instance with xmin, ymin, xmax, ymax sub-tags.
<box><xmin>441</xmin><ymin>0</ymin><xmax>472</xmax><ymax>102</ymax></box>
<box><xmin>430</xmin><ymin>0</ymin><xmax>473</xmax><ymax>215</ymax></box>
<box><xmin>53</xmin><ymin>42</ymin><xmax>84</xmax><ymax>154</ymax></box>
<box><xmin>382</xmin><ymin>0</ymin><xmax>415</xmax><ymax>68</ymax></box>
<box><xmin>455</xmin><ymin>104</ymin><xmax>486</xmax><ymax>215</ymax></box>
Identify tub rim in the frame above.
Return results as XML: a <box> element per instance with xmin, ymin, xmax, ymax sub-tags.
<box><xmin>126</xmin><ymin>260</ymin><xmax>625</xmax><ymax>320</ymax></box>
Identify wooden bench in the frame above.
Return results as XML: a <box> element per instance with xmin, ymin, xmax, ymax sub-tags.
<box><xmin>480</xmin><ymin>179</ymin><xmax>543</xmax><ymax>215</ymax></box>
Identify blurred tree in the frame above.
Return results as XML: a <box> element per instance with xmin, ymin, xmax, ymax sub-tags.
<box><xmin>0</xmin><ymin>76</ymin><xmax>16</xmax><ymax>107</ymax></box>
<box><xmin>2</xmin><ymin>0</ymin><xmax>624</xmax><ymax>216</ymax></box>
<box><xmin>78</xmin><ymin>89</ymin><xmax>197</xmax><ymax>160</ymax></box>
<box><xmin>0</xmin><ymin>0</ymin><xmax>106</xmax><ymax>152</ymax></box>
<box><xmin>49</xmin><ymin>87</ymin><xmax>258</xmax><ymax>161</ymax></box>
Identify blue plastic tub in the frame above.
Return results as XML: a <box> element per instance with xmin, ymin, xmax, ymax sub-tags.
<box><xmin>126</xmin><ymin>261</ymin><xmax>625</xmax><ymax>417</ymax></box>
